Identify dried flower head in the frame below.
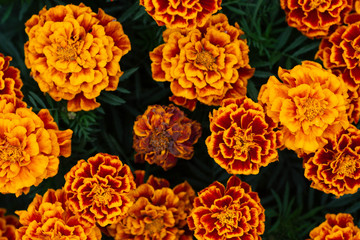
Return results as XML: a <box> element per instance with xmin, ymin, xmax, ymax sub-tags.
<box><xmin>303</xmin><ymin>125</ymin><xmax>360</xmax><ymax>197</ymax></box>
<box><xmin>0</xmin><ymin>53</ymin><xmax>23</xmax><ymax>100</ymax></box>
<box><xmin>139</xmin><ymin>0</ymin><xmax>222</xmax><ymax>29</ymax></box>
<box><xmin>280</xmin><ymin>0</ymin><xmax>353</xmax><ymax>38</ymax></box>
<box><xmin>307</xmin><ymin>213</ymin><xmax>360</xmax><ymax>240</ymax></box>
<box><xmin>258</xmin><ymin>61</ymin><xmax>349</xmax><ymax>154</ymax></box>
<box><xmin>150</xmin><ymin>13</ymin><xmax>254</xmax><ymax>111</ymax></box>
<box><xmin>0</xmin><ymin>209</ymin><xmax>20</xmax><ymax>240</ymax></box>
<box><xmin>133</xmin><ymin>104</ymin><xmax>202</xmax><ymax>170</ymax></box>
<box><xmin>64</xmin><ymin>153</ymin><xmax>136</xmax><ymax>227</ymax></box>
<box><xmin>16</xmin><ymin>188</ymin><xmax>101</xmax><ymax>240</ymax></box>
<box><xmin>187</xmin><ymin>175</ymin><xmax>265</xmax><ymax>240</ymax></box>
<box><xmin>206</xmin><ymin>97</ymin><xmax>282</xmax><ymax>175</ymax></box>
<box><xmin>24</xmin><ymin>3</ymin><xmax>131</xmax><ymax>111</ymax></box>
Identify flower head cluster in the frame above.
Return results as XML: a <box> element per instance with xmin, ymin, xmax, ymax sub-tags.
<box><xmin>206</xmin><ymin>97</ymin><xmax>282</xmax><ymax>175</ymax></box>
<box><xmin>187</xmin><ymin>175</ymin><xmax>265</xmax><ymax>240</ymax></box>
<box><xmin>0</xmin><ymin>208</ymin><xmax>20</xmax><ymax>240</ymax></box>
<box><xmin>133</xmin><ymin>104</ymin><xmax>202</xmax><ymax>170</ymax></box>
<box><xmin>139</xmin><ymin>0</ymin><xmax>222</xmax><ymax>29</ymax></box>
<box><xmin>258</xmin><ymin>61</ymin><xmax>349</xmax><ymax>154</ymax></box>
<box><xmin>0</xmin><ymin>53</ymin><xmax>23</xmax><ymax>100</ymax></box>
<box><xmin>303</xmin><ymin>125</ymin><xmax>360</xmax><ymax>197</ymax></box>
<box><xmin>150</xmin><ymin>13</ymin><xmax>254</xmax><ymax>111</ymax></box>
<box><xmin>107</xmin><ymin>171</ymin><xmax>195</xmax><ymax>240</ymax></box>
<box><xmin>16</xmin><ymin>188</ymin><xmax>101</xmax><ymax>240</ymax></box>
<box><xmin>308</xmin><ymin>213</ymin><xmax>360</xmax><ymax>239</ymax></box>
<box><xmin>24</xmin><ymin>3</ymin><xmax>131</xmax><ymax>112</ymax></box>
<box><xmin>0</xmin><ymin>97</ymin><xmax>72</xmax><ymax>196</ymax></box>
<box><xmin>280</xmin><ymin>0</ymin><xmax>353</xmax><ymax>38</ymax></box>
<box><xmin>64</xmin><ymin>153</ymin><xmax>136</xmax><ymax>227</ymax></box>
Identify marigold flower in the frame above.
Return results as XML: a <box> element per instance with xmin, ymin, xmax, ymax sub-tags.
<box><xmin>303</xmin><ymin>125</ymin><xmax>360</xmax><ymax>197</ymax></box>
<box><xmin>0</xmin><ymin>53</ymin><xmax>23</xmax><ymax>100</ymax></box>
<box><xmin>139</xmin><ymin>0</ymin><xmax>222</xmax><ymax>29</ymax></box>
<box><xmin>206</xmin><ymin>97</ymin><xmax>282</xmax><ymax>175</ymax></box>
<box><xmin>24</xmin><ymin>3</ymin><xmax>131</xmax><ymax>112</ymax></box>
<box><xmin>187</xmin><ymin>175</ymin><xmax>265</xmax><ymax>240</ymax></box>
<box><xmin>307</xmin><ymin>213</ymin><xmax>360</xmax><ymax>239</ymax></box>
<box><xmin>0</xmin><ymin>98</ymin><xmax>72</xmax><ymax>196</ymax></box>
<box><xmin>107</xmin><ymin>174</ymin><xmax>195</xmax><ymax>240</ymax></box>
<box><xmin>64</xmin><ymin>153</ymin><xmax>136</xmax><ymax>227</ymax></box>
<box><xmin>280</xmin><ymin>0</ymin><xmax>353</xmax><ymax>38</ymax></box>
<box><xmin>258</xmin><ymin>61</ymin><xmax>349</xmax><ymax>154</ymax></box>
<box><xmin>16</xmin><ymin>188</ymin><xmax>101</xmax><ymax>240</ymax></box>
<box><xmin>150</xmin><ymin>13</ymin><xmax>254</xmax><ymax>111</ymax></box>
<box><xmin>133</xmin><ymin>104</ymin><xmax>202</xmax><ymax>170</ymax></box>
<box><xmin>0</xmin><ymin>208</ymin><xmax>20</xmax><ymax>240</ymax></box>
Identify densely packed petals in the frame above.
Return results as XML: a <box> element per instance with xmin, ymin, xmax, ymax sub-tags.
<box><xmin>64</xmin><ymin>153</ymin><xmax>136</xmax><ymax>227</ymax></box>
<box><xmin>280</xmin><ymin>0</ymin><xmax>353</xmax><ymax>38</ymax></box>
<box><xmin>303</xmin><ymin>125</ymin><xmax>360</xmax><ymax>197</ymax></box>
<box><xmin>187</xmin><ymin>175</ymin><xmax>265</xmax><ymax>240</ymax></box>
<box><xmin>24</xmin><ymin>3</ymin><xmax>131</xmax><ymax>111</ymax></box>
<box><xmin>258</xmin><ymin>61</ymin><xmax>349</xmax><ymax>154</ymax></box>
<box><xmin>16</xmin><ymin>188</ymin><xmax>101</xmax><ymax>240</ymax></box>
<box><xmin>139</xmin><ymin>0</ymin><xmax>222</xmax><ymax>29</ymax></box>
<box><xmin>133</xmin><ymin>104</ymin><xmax>201</xmax><ymax>170</ymax></box>
<box><xmin>307</xmin><ymin>213</ymin><xmax>360</xmax><ymax>239</ymax></box>
<box><xmin>0</xmin><ymin>97</ymin><xmax>72</xmax><ymax>196</ymax></box>
<box><xmin>150</xmin><ymin>13</ymin><xmax>254</xmax><ymax>110</ymax></box>
<box><xmin>0</xmin><ymin>53</ymin><xmax>23</xmax><ymax>100</ymax></box>
<box><xmin>0</xmin><ymin>208</ymin><xmax>20</xmax><ymax>240</ymax></box>
<box><xmin>206</xmin><ymin>97</ymin><xmax>282</xmax><ymax>175</ymax></box>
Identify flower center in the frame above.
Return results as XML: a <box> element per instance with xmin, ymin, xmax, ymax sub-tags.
<box><xmin>233</xmin><ymin>133</ymin><xmax>254</xmax><ymax>152</ymax></box>
<box><xmin>303</xmin><ymin>98</ymin><xmax>324</xmax><ymax>121</ymax></box>
<box><xmin>93</xmin><ymin>185</ymin><xmax>112</xmax><ymax>204</ymax></box>
<box><xmin>196</xmin><ymin>50</ymin><xmax>215</xmax><ymax>70</ymax></box>
<box><xmin>217</xmin><ymin>209</ymin><xmax>237</xmax><ymax>227</ymax></box>
<box><xmin>145</xmin><ymin>218</ymin><xmax>164</xmax><ymax>235</ymax></box>
<box><xmin>0</xmin><ymin>143</ymin><xmax>23</xmax><ymax>163</ymax></box>
<box><xmin>150</xmin><ymin>131</ymin><xmax>170</xmax><ymax>152</ymax></box>
<box><xmin>336</xmin><ymin>155</ymin><xmax>357</xmax><ymax>177</ymax></box>
<box><xmin>57</xmin><ymin>41</ymin><xmax>79</xmax><ymax>61</ymax></box>
<box><xmin>309</xmin><ymin>0</ymin><xmax>326</xmax><ymax>9</ymax></box>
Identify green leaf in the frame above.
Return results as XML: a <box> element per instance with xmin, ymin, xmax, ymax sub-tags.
<box><xmin>119</xmin><ymin>67</ymin><xmax>139</xmax><ymax>82</ymax></box>
<box><xmin>99</xmin><ymin>92</ymin><xmax>126</xmax><ymax>106</ymax></box>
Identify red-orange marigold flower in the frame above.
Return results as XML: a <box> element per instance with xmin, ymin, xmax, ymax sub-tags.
<box><xmin>307</xmin><ymin>213</ymin><xmax>360</xmax><ymax>239</ymax></box>
<box><xmin>303</xmin><ymin>125</ymin><xmax>360</xmax><ymax>197</ymax></box>
<box><xmin>133</xmin><ymin>104</ymin><xmax>202</xmax><ymax>170</ymax></box>
<box><xmin>16</xmin><ymin>188</ymin><xmax>101</xmax><ymax>240</ymax></box>
<box><xmin>280</xmin><ymin>0</ymin><xmax>353</xmax><ymax>38</ymax></box>
<box><xmin>64</xmin><ymin>153</ymin><xmax>136</xmax><ymax>227</ymax></box>
<box><xmin>0</xmin><ymin>98</ymin><xmax>72</xmax><ymax>196</ymax></box>
<box><xmin>139</xmin><ymin>0</ymin><xmax>222</xmax><ymax>29</ymax></box>
<box><xmin>0</xmin><ymin>53</ymin><xmax>23</xmax><ymax>100</ymax></box>
<box><xmin>0</xmin><ymin>209</ymin><xmax>20</xmax><ymax>240</ymax></box>
<box><xmin>107</xmin><ymin>174</ymin><xmax>195</xmax><ymax>240</ymax></box>
<box><xmin>258</xmin><ymin>61</ymin><xmax>349</xmax><ymax>154</ymax></box>
<box><xmin>24</xmin><ymin>3</ymin><xmax>131</xmax><ymax>112</ymax></box>
<box><xmin>188</xmin><ymin>175</ymin><xmax>265</xmax><ymax>240</ymax></box>
<box><xmin>150</xmin><ymin>13</ymin><xmax>254</xmax><ymax>111</ymax></box>
<box><xmin>206</xmin><ymin>97</ymin><xmax>282</xmax><ymax>175</ymax></box>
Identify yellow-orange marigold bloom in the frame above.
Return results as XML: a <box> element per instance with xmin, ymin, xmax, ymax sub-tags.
<box><xmin>150</xmin><ymin>13</ymin><xmax>254</xmax><ymax>111</ymax></box>
<box><xmin>0</xmin><ymin>209</ymin><xmax>20</xmax><ymax>240</ymax></box>
<box><xmin>64</xmin><ymin>153</ymin><xmax>136</xmax><ymax>227</ymax></box>
<box><xmin>16</xmin><ymin>188</ymin><xmax>101</xmax><ymax>240</ymax></box>
<box><xmin>107</xmin><ymin>174</ymin><xmax>195</xmax><ymax>240</ymax></box>
<box><xmin>24</xmin><ymin>3</ymin><xmax>131</xmax><ymax>112</ymax></box>
<box><xmin>0</xmin><ymin>98</ymin><xmax>72</xmax><ymax>196</ymax></box>
<box><xmin>307</xmin><ymin>213</ymin><xmax>360</xmax><ymax>240</ymax></box>
<box><xmin>133</xmin><ymin>104</ymin><xmax>202</xmax><ymax>170</ymax></box>
<box><xmin>0</xmin><ymin>53</ymin><xmax>23</xmax><ymax>100</ymax></box>
<box><xmin>187</xmin><ymin>175</ymin><xmax>265</xmax><ymax>240</ymax></box>
<box><xmin>280</xmin><ymin>0</ymin><xmax>353</xmax><ymax>38</ymax></box>
<box><xmin>206</xmin><ymin>97</ymin><xmax>282</xmax><ymax>175</ymax></box>
<box><xmin>303</xmin><ymin>125</ymin><xmax>360</xmax><ymax>197</ymax></box>
<box><xmin>139</xmin><ymin>0</ymin><xmax>222</xmax><ymax>29</ymax></box>
<box><xmin>258</xmin><ymin>61</ymin><xmax>349</xmax><ymax>154</ymax></box>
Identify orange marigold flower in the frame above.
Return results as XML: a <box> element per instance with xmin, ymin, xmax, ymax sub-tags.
<box><xmin>0</xmin><ymin>98</ymin><xmax>72</xmax><ymax>196</ymax></box>
<box><xmin>307</xmin><ymin>213</ymin><xmax>360</xmax><ymax>239</ymax></box>
<box><xmin>150</xmin><ymin>13</ymin><xmax>254</xmax><ymax>111</ymax></box>
<box><xmin>139</xmin><ymin>0</ymin><xmax>222</xmax><ymax>29</ymax></box>
<box><xmin>206</xmin><ymin>97</ymin><xmax>282</xmax><ymax>175</ymax></box>
<box><xmin>16</xmin><ymin>188</ymin><xmax>101</xmax><ymax>240</ymax></box>
<box><xmin>64</xmin><ymin>153</ymin><xmax>136</xmax><ymax>227</ymax></box>
<box><xmin>258</xmin><ymin>61</ymin><xmax>349</xmax><ymax>154</ymax></box>
<box><xmin>303</xmin><ymin>125</ymin><xmax>360</xmax><ymax>197</ymax></box>
<box><xmin>133</xmin><ymin>104</ymin><xmax>202</xmax><ymax>170</ymax></box>
<box><xmin>0</xmin><ymin>53</ymin><xmax>23</xmax><ymax>100</ymax></box>
<box><xmin>188</xmin><ymin>175</ymin><xmax>265</xmax><ymax>240</ymax></box>
<box><xmin>24</xmin><ymin>3</ymin><xmax>131</xmax><ymax>112</ymax></box>
<box><xmin>0</xmin><ymin>209</ymin><xmax>20</xmax><ymax>240</ymax></box>
<box><xmin>107</xmin><ymin>174</ymin><xmax>195</xmax><ymax>240</ymax></box>
<box><xmin>280</xmin><ymin>0</ymin><xmax>353</xmax><ymax>38</ymax></box>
